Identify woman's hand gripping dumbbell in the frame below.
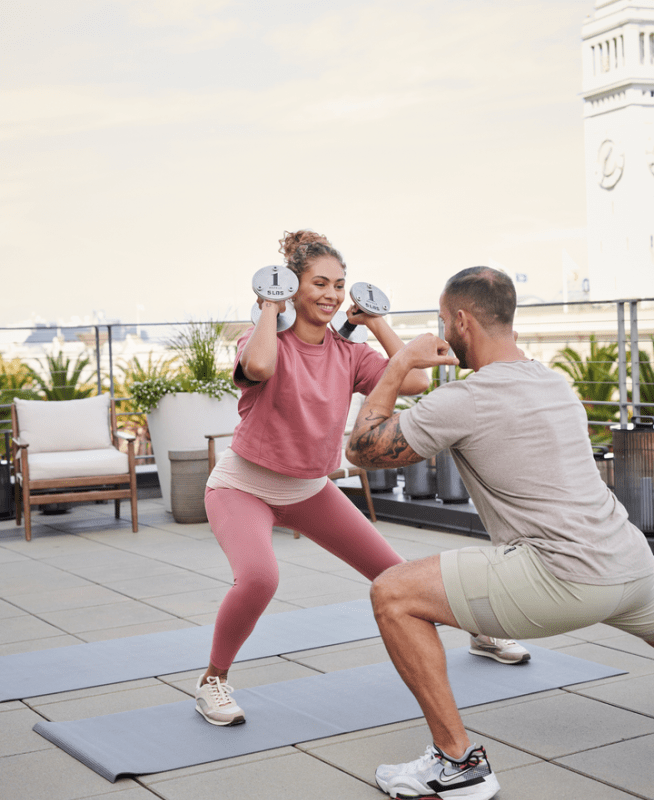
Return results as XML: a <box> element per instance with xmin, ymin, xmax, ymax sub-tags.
<box><xmin>330</xmin><ymin>282</ymin><xmax>391</xmax><ymax>343</ymax></box>
<box><xmin>250</xmin><ymin>265</ymin><xmax>299</xmax><ymax>332</ymax></box>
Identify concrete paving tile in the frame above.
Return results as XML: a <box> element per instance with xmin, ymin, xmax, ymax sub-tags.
<box><xmin>570</xmin><ymin>672</ymin><xmax>654</xmax><ymax>716</ymax></box>
<box><xmin>557</xmin><ymin>641</ymin><xmax>654</xmax><ymax>677</ymax></box>
<box><xmin>76</xmin><ymin>619</ymin><xmax>197</xmax><ymax>642</ymax></box>
<box><xmin>37</xmin><ymin>600</ymin><xmax>177</xmax><ymax>634</ymax></box>
<box><xmin>291</xmin><ymin>586</ymin><xmax>375</xmax><ymax>607</ymax></box>
<box><xmin>140</xmin><ymin>746</ymin><xmax>297</xmax><ymax>784</ymax></box>
<box><xmin>0</xmin><ymin>546</ymin><xmax>30</xmax><ymax>563</ymax></box>
<box><xmin>0</xmin><ymin>560</ymin><xmax>89</xmax><ymax>596</ymax></box>
<box><xmin>457</xmin><ymin>692</ymin><xmax>654</xmax><ymax>758</ymax></box>
<box><xmin>40</xmin><ymin>548</ymin><xmax>172</xmax><ymax>574</ymax></box>
<box><xmin>103</xmin><ymin>571</ymin><xmax>227</xmax><ymax>600</ymax></box>
<box><xmin>274</xmin><ymin>572</ymin><xmax>370</xmax><ymax>602</ymax></box>
<box><xmin>556</xmin><ymin>733</ymin><xmax>654</xmax><ymax>799</ymax></box>
<box><xmin>302</xmin><ymin>722</ymin><xmax>540</xmax><ymax>784</ymax></box>
<box><xmin>0</xmin><ymin>634</ymin><xmax>84</xmax><ymax>656</ymax></box>
<box><xmin>0</xmin><ymin>706</ymin><xmax>55</xmax><ymax>757</ymax></box>
<box><xmin>0</xmin><ymin>749</ymin><xmax>135</xmax><ymax>800</ymax></box>
<box><xmin>563</xmin><ymin>622</ymin><xmax>627</xmax><ymax>642</ymax></box>
<box><xmin>0</xmin><ymin>597</ymin><xmax>29</xmax><ymax>619</ymax></box>
<box><xmin>0</xmin><ymin>614</ymin><xmax>69</xmax><ymax>644</ymax></box>
<box><xmin>78</xmin><ymin>559</ymin><xmax>183</xmax><ymax>584</ymax></box>
<box><xmin>28</xmin><ymin>680</ymin><xmax>188</xmax><ymax>721</ymax></box>
<box><xmin>80</xmin><ymin>788</ymin><xmax>157</xmax><ymax>800</ymax></box>
<box><xmin>592</xmin><ymin>633</ymin><xmax>654</xmax><ymax>660</ymax></box>
<box><xmin>139</xmin><ymin>749</ymin><xmax>381</xmax><ymax>800</ymax></box>
<box><xmin>278</xmin><ymin>549</ymin><xmax>356</xmax><ymax>572</ymax></box>
<box><xmin>43</xmin><ymin>516</ymin><xmax>138</xmax><ymax>534</ymax></box>
<box><xmin>4</xmin><ymin>534</ymin><xmax>111</xmax><ymax>560</ymax></box>
<box><xmin>494</xmin><ymin>760</ymin><xmax>637</xmax><ymax>799</ymax></box>
<box><xmin>461</xmin><ymin>689</ymin><xmax>564</xmax><ymax>718</ymax></box>
<box><xmin>289</xmin><ymin>641</ymin><xmax>389</xmax><ymax>672</ymax></box>
<box><xmin>522</xmin><ymin>632</ymin><xmax>584</xmax><ymax>649</ymax></box>
<box><xmin>144</xmin><ymin>586</ymin><xmax>230</xmax><ymax>616</ymax></box>
<box><xmin>0</xmin><ymin>700</ymin><xmax>24</xmax><ymax>711</ymax></box>
<box><xmin>10</xmin><ymin>584</ymin><xmax>132</xmax><ymax>614</ymax></box>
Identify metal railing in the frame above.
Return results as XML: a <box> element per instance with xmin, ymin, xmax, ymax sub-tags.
<box><xmin>3</xmin><ymin>298</ymin><xmax>654</xmax><ymax>452</ymax></box>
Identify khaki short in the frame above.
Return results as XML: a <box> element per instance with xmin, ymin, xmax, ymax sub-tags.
<box><xmin>440</xmin><ymin>543</ymin><xmax>654</xmax><ymax>644</ymax></box>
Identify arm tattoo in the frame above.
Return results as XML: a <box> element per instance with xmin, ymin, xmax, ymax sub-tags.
<box><xmin>347</xmin><ymin>412</ymin><xmax>424</xmax><ymax>469</ymax></box>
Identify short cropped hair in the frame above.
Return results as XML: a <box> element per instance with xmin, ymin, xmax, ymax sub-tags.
<box><xmin>443</xmin><ymin>267</ymin><xmax>516</xmax><ymax>329</ymax></box>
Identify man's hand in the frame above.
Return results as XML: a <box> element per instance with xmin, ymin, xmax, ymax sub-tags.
<box><xmin>396</xmin><ymin>333</ymin><xmax>459</xmax><ymax>371</ymax></box>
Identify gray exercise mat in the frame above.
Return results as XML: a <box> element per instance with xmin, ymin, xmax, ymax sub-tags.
<box><xmin>33</xmin><ymin>644</ymin><xmax>625</xmax><ymax>782</ymax></box>
<box><xmin>0</xmin><ymin>600</ymin><xmax>378</xmax><ymax>702</ymax></box>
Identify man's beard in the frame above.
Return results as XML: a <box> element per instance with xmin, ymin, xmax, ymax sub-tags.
<box><xmin>447</xmin><ymin>330</ymin><xmax>468</xmax><ymax>370</ymax></box>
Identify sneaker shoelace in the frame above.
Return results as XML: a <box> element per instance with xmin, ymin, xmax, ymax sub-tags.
<box><xmin>206</xmin><ymin>677</ymin><xmax>235</xmax><ymax>707</ymax></box>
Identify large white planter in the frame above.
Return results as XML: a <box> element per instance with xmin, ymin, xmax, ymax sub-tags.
<box><xmin>147</xmin><ymin>392</ymin><xmax>240</xmax><ymax>512</ymax></box>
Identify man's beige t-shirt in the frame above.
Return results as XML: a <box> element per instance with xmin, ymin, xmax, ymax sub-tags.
<box><xmin>400</xmin><ymin>360</ymin><xmax>654</xmax><ymax>585</ymax></box>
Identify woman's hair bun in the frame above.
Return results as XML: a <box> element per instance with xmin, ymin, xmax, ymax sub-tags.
<box><xmin>278</xmin><ymin>230</ymin><xmax>331</xmax><ymax>261</ymax></box>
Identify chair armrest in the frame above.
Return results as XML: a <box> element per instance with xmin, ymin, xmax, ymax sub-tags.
<box><xmin>205</xmin><ymin>433</ymin><xmax>234</xmax><ymax>440</ymax></box>
<box><xmin>12</xmin><ymin>436</ymin><xmax>29</xmax><ymax>449</ymax></box>
<box><xmin>115</xmin><ymin>430</ymin><xmax>136</xmax><ymax>442</ymax></box>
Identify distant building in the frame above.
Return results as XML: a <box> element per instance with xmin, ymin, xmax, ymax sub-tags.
<box><xmin>582</xmin><ymin>0</ymin><xmax>654</xmax><ymax>300</ymax></box>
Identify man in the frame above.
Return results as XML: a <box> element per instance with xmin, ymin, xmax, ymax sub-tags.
<box><xmin>345</xmin><ymin>267</ymin><xmax>654</xmax><ymax>800</ymax></box>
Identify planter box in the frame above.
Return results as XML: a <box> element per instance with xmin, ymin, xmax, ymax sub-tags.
<box><xmin>147</xmin><ymin>392</ymin><xmax>240</xmax><ymax>512</ymax></box>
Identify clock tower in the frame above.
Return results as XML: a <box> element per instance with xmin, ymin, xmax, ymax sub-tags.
<box><xmin>582</xmin><ymin>0</ymin><xmax>654</xmax><ymax>300</ymax></box>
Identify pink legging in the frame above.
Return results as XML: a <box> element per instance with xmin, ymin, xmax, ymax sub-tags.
<box><xmin>205</xmin><ymin>482</ymin><xmax>403</xmax><ymax>670</ymax></box>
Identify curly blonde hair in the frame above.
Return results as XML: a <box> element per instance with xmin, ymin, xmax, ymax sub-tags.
<box><xmin>278</xmin><ymin>230</ymin><xmax>347</xmax><ymax>278</ymax></box>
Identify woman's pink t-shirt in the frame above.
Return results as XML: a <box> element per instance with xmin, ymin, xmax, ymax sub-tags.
<box><xmin>230</xmin><ymin>327</ymin><xmax>388</xmax><ymax>478</ymax></box>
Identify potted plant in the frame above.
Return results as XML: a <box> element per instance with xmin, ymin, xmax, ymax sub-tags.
<box><xmin>130</xmin><ymin>320</ymin><xmax>240</xmax><ymax>513</ymax></box>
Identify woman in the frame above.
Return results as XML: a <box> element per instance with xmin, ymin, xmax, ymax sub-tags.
<box><xmin>195</xmin><ymin>230</ymin><xmax>527</xmax><ymax>726</ymax></box>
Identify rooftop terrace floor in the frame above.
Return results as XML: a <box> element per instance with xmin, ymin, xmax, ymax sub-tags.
<box><xmin>1</xmin><ymin>499</ymin><xmax>654</xmax><ymax>800</ymax></box>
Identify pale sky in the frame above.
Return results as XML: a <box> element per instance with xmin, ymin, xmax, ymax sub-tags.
<box><xmin>2</xmin><ymin>0</ymin><xmax>595</xmax><ymax>326</ymax></box>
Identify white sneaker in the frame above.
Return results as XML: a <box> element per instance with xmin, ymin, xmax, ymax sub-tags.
<box><xmin>194</xmin><ymin>675</ymin><xmax>245</xmax><ymax>726</ymax></box>
<box><xmin>376</xmin><ymin>743</ymin><xmax>500</xmax><ymax>799</ymax></box>
<box><xmin>469</xmin><ymin>634</ymin><xmax>531</xmax><ymax>664</ymax></box>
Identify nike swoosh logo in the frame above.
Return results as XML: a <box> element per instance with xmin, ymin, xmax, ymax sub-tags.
<box><xmin>439</xmin><ymin>768</ymin><xmax>477</xmax><ymax>784</ymax></box>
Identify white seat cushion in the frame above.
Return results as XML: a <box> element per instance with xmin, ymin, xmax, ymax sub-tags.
<box><xmin>15</xmin><ymin>395</ymin><xmax>112</xmax><ymax>453</ymax></box>
<box><xmin>27</xmin><ymin>448</ymin><xmax>129</xmax><ymax>481</ymax></box>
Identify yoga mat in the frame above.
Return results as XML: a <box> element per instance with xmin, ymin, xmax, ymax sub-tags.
<box><xmin>33</xmin><ymin>644</ymin><xmax>625</xmax><ymax>782</ymax></box>
<box><xmin>0</xmin><ymin>600</ymin><xmax>378</xmax><ymax>702</ymax></box>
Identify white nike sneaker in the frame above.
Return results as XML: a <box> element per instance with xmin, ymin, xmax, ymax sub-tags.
<box><xmin>376</xmin><ymin>743</ymin><xmax>500</xmax><ymax>799</ymax></box>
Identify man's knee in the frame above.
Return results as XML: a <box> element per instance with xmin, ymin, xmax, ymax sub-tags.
<box><xmin>371</xmin><ymin>563</ymin><xmax>408</xmax><ymax>618</ymax></box>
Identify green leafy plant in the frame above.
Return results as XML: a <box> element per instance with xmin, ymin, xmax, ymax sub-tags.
<box><xmin>0</xmin><ymin>356</ymin><xmax>40</xmax><ymax>431</ymax></box>
<box><xmin>25</xmin><ymin>351</ymin><xmax>96</xmax><ymax>401</ymax></box>
<box><xmin>130</xmin><ymin>320</ymin><xmax>237</xmax><ymax>414</ymax></box>
<box><xmin>551</xmin><ymin>335</ymin><xmax>619</xmax><ymax>444</ymax></box>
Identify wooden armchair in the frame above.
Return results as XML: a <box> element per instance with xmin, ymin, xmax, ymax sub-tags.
<box><xmin>11</xmin><ymin>395</ymin><xmax>138</xmax><ymax>541</ymax></box>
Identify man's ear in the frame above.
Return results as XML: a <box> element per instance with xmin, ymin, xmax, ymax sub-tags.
<box><xmin>456</xmin><ymin>308</ymin><xmax>470</xmax><ymax>333</ymax></box>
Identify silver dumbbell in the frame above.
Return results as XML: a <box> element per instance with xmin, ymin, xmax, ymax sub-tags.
<box><xmin>330</xmin><ymin>282</ymin><xmax>391</xmax><ymax>343</ymax></box>
<box><xmin>250</xmin><ymin>265</ymin><xmax>299</xmax><ymax>332</ymax></box>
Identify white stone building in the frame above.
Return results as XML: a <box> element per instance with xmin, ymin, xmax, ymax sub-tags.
<box><xmin>582</xmin><ymin>0</ymin><xmax>654</xmax><ymax>301</ymax></box>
